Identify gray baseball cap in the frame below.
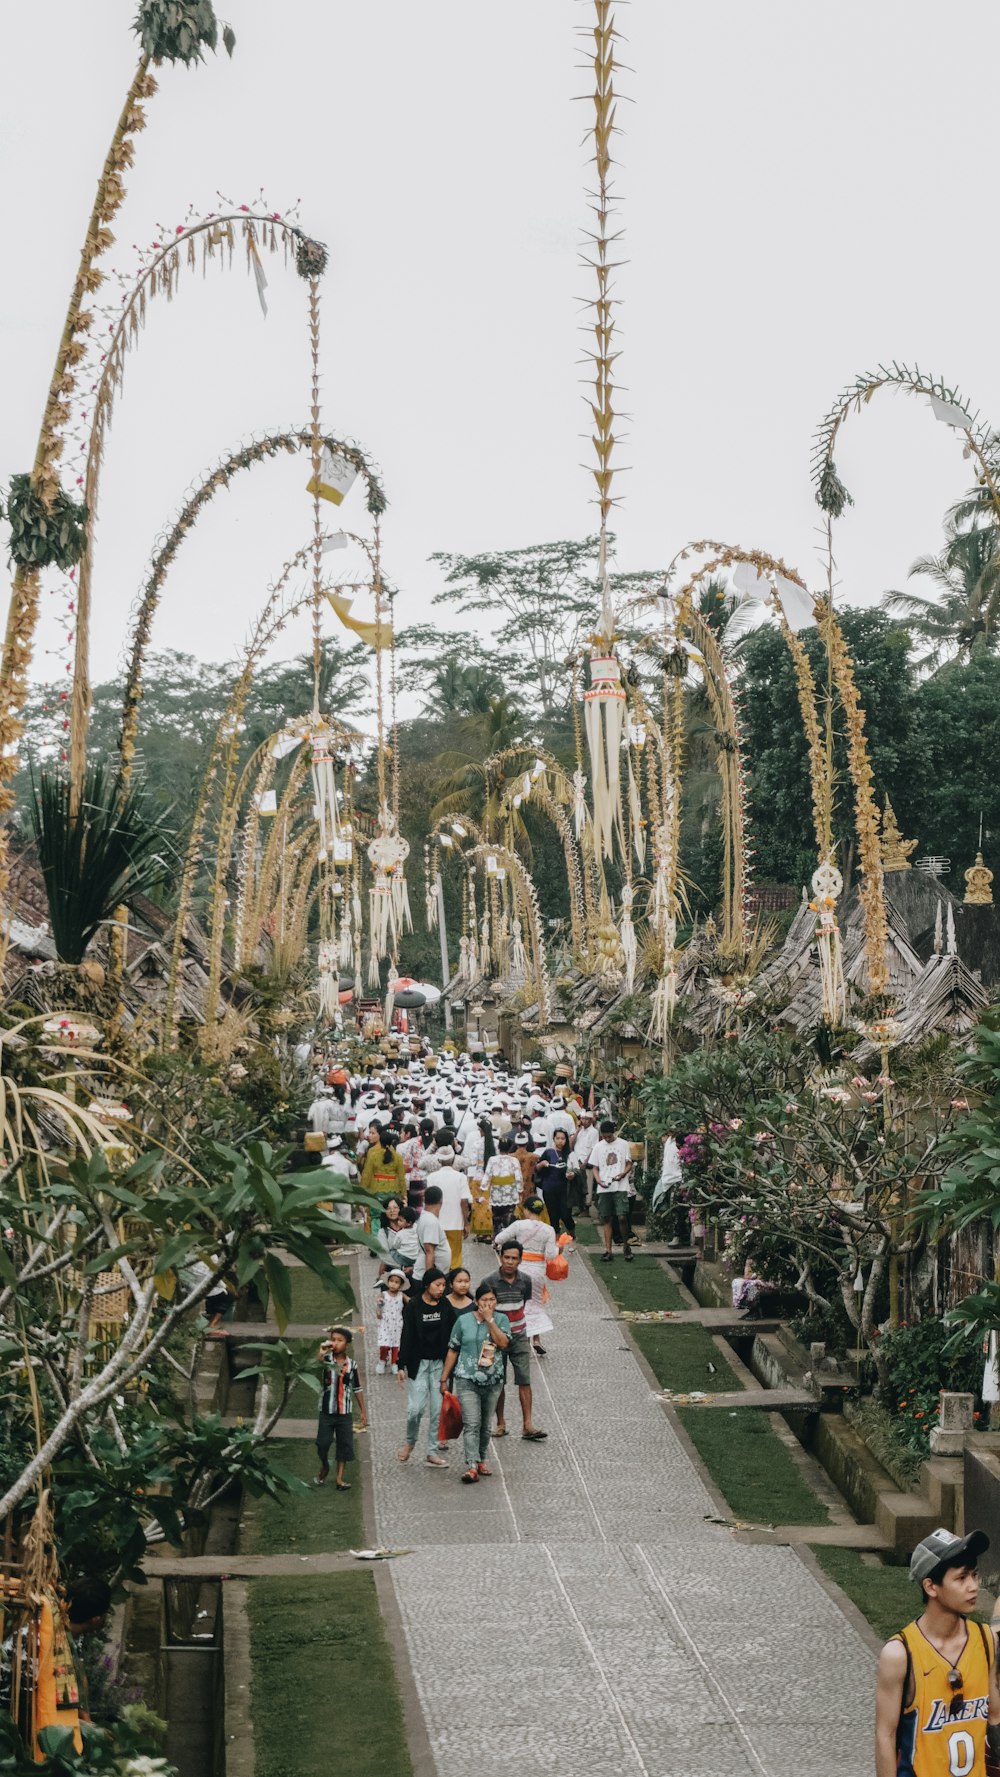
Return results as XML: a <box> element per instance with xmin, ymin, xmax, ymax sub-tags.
<box><xmin>909</xmin><ymin>1527</ymin><xmax>989</xmax><ymax>1583</ymax></box>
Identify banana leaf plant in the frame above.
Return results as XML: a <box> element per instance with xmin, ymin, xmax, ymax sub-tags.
<box><xmin>29</xmin><ymin>764</ymin><xmax>174</xmax><ymax>965</ymax></box>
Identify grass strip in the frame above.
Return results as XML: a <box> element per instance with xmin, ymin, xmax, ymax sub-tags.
<box><xmin>631</xmin><ymin>1321</ymin><xmax>733</xmax><ymax>1393</ymax></box>
<box><xmin>591</xmin><ymin>1250</ymin><xmax>686</xmax><ymax>1313</ymax></box>
<box><xmin>288</xmin><ymin>1262</ymin><xmax>356</xmax><ymax>1326</ymax></box>
<box><xmin>247</xmin><ymin>1572</ymin><xmax>412</xmax><ymax>1777</ymax></box>
<box><xmin>678</xmin><ymin>1406</ymin><xmax>829</xmax><ymax>1525</ymax></box>
<box><xmin>238</xmin><ymin>1438</ymin><xmax>364</xmax><ymax>1554</ymax></box>
<box><xmin>809</xmin><ymin>1545</ymin><xmax>989</xmax><ymax>1640</ymax></box>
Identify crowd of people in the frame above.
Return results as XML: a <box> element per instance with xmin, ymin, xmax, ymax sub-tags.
<box><xmin>304</xmin><ymin>1044</ymin><xmax>635</xmax><ymax>1486</ymax></box>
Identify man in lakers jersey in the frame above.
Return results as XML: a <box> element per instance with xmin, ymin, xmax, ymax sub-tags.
<box><xmin>876</xmin><ymin>1528</ymin><xmax>1000</xmax><ymax>1777</ymax></box>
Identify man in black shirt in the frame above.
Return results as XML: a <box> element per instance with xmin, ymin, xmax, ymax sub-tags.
<box><xmin>397</xmin><ymin>1266</ymin><xmax>450</xmax><ymax>1466</ymax></box>
<box><xmin>482</xmin><ymin>1241</ymin><xmax>547</xmax><ymax>1442</ymax></box>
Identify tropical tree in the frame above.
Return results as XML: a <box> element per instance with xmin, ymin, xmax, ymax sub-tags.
<box><xmin>0</xmin><ymin>1136</ymin><xmax>378</xmax><ymax>1523</ymax></box>
<box><xmin>883</xmin><ymin>512</ymin><xmax>1000</xmax><ymax>670</ymax></box>
<box><xmin>430</xmin><ymin>692</ymin><xmax>530</xmax><ymax>833</ymax></box>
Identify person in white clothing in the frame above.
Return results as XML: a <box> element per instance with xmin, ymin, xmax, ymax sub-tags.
<box><xmin>308</xmin><ymin>1091</ymin><xmax>340</xmax><ymax>1137</ymax></box>
<box><xmin>433</xmin><ymin>1158</ymin><xmax>473</xmax><ymax>1270</ymax></box>
<box><xmin>494</xmin><ymin>1198</ymin><xmax>558</xmax><ymax>1354</ymax></box>
<box><xmin>412</xmin><ymin>1185</ymin><xmax>451</xmax><ymax>1281</ymax></box>
<box><xmin>543</xmin><ymin>1102</ymin><xmax>577</xmax><ymax>1148</ymax></box>
<box><xmin>572</xmin><ymin>1108</ymin><xmax>599</xmax><ymax>1209</ymax></box>
<box><xmin>591</xmin><ymin>1118</ymin><xmax>634</xmax><ymax>1262</ymax></box>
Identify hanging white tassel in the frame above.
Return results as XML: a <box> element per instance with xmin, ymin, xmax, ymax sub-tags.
<box><xmin>384</xmin><ymin>962</ymin><xmax>399</xmax><ymax>1029</ymax></box>
<box><xmin>309</xmin><ymin>728</ymin><xmax>341</xmax><ymax>859</ymax></box>
<box><xmin>317</xmin><ymin>938</ymin><xmax>338</xmax><ymax>1020</ymax></box>
<box><xmin>647</xmin><ymin>912</ymin><xmax>678</xmax><ymax>1043</ymax></box>
<box><xmin>509</xmin><ymin>916</ymin><xmax>528</xmax><ymax>980</ymax></box>
<box><xmin>338</xmin><ymin>900</ymin><xmax>353</xmax><ymax>969</ymax></box>
<box><xmin>455</xmin><ymin>933</ymin><xmax>471</xmax><ymax>992</ymax></box>
<box><xmin>391</xmin><ymin>870</ymin><xmax>413</xmax><ymax>942</ymax></box>
<box><xmin>367</xmin><ymin>946</ymin><xmax>381</xmax><ymax>990</ymax></box>
<box><xmin>367</xmin><ymin>804</ymin><xmax>411</xmax><ymax>963</ymax></box>
<box><xmin>496</xmin><ymin>910</ymin><xmax>510</xmax><ymax>979</ymax></box>
<box><xmin>619</xmin><ymin>882</ymin><xmax>638</xmax><ymax>994</ymax></box>
<box><xmin>583</xmin><ymin>655</ymin><xmax>627</xmax><ymax>861</ymax></box>
<box><xmin>479</xmin><ymin>911</ymin><xmax>492</xmax><ymax>977</ymax></box>
<box><xmin>627</xmin><ymin>748</ymin><xmax>645</xmax><ymax>872</ymax></box>
<box><xmin>811</xmin><ymin>861</ymin><xmax>846</xmax><ymax>1025</ymax></box>
<box><xmin>573</xmin><ymin>767</ymin><xmax>588</xmax><ymax>840</ymax></box>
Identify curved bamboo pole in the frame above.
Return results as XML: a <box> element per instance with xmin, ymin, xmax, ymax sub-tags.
<box><xmin>161</xmin><ymin>554</ymin><xmax>318</xmax><ymax>1045</ymax></box>
<box><xmin>812</xmin><ymin>364</ymin><xmax>1000</xmax><ymax>527</ymax></box>
<box><xmin>71</xmin><ymin>211</ymin><xmax>328</xmax><ymax>790</ymax></box>
<box><xmin>0</xmin><ymin>59</ymin><xmax>157</xmax><ymax>886</ymax></box>
<box><xmin>484</xmin><ymin>743</ymin><xmax>599</xmax><ymax>952</ymax></box>
<box><xmin>118</xmin><ymin>434</ymin><xmax>384</xmax><ymax>787</ymax></box>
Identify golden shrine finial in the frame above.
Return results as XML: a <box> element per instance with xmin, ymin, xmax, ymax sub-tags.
<box><xmin>964</xmin><ymin>851</ymin><xmax>994</xmax><ymax>906</ymax></box>
<box><xmin>880</xmin><ymin>797</ymin><xmax>917</xmax><ymax>872</ymax></box>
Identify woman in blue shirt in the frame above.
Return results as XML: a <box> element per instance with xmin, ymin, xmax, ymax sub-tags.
<box><xmin>439</xmin><ymin>1282</ymin><xmax>510</xmax><ymax>1483</ymax></box>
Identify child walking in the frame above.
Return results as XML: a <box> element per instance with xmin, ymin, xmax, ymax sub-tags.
<box><xmin>316</xmin><ymin>1325</ymin><xmax>367</xmax><ymax>1490</ymax></box>
<box><xmin>376</xmin><ymin>1268</ymin><xmax>407</xmax><ymax>1373</ymax></box>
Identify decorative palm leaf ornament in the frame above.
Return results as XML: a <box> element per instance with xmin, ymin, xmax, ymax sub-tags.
<box><xmin>578</xmin><ymin>2</ymin><xmax>629</xmax><ymax>871</ymax></box>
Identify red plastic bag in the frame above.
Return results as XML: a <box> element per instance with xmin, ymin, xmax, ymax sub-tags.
<box><xmin>438</xmin><ymin>1388</ymin><xmax>463</xmax><ymax>1442</ymax></box>
<box><xmin>546</xmin><ymin>1253</ymin><xmax>569</xmax><ymax>1281</ymax></box>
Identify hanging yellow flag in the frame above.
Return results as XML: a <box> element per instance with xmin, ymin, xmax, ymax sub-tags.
<box><xmin>326</xmin><ymin>590</ymin><xmax>393</xmax><ymax>650</ymax></box>
<box><xmin>307</xmin><ymin>447</ymin><xmax>359</xmax><ymax>506</ymax></box>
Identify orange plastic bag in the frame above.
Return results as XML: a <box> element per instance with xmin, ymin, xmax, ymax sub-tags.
<box><xmin>438</xmin><ymin>1389</ymin><xmax>463</xmax><ymax>1442</ymax></box>
<box><xmin>546</xmin><ymin>1252</ymin><xmax>570</xmax><ymax>1282</ymax></box>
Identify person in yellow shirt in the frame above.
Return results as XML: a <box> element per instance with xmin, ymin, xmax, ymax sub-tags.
<box><xmin>875</xmin><ymin>1528</ymin><xmax>1000</xmax><ymax>1777</ymax></box>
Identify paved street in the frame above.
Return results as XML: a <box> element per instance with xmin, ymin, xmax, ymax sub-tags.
<box><xmin>362</xmin><ymin>1246</ymin><xmax>875</xmax><ymax>1777</ymax></box>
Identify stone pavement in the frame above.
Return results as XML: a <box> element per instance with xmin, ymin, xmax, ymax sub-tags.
<box><xmin>358</xmin><ymin>1243</ymin><xmax>877</xmax><ymax>1777</ymax></box>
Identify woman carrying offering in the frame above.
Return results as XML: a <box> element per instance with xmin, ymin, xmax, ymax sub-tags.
<box><xmin>493</xmin><ymin>1197</ymin><xmax>558</xmax><ymax>1356</ymax></box>
<box><xmin>440</xmin><ymin>1283</ymin><xmax>510</xmax><ymax>1483</ymax></box>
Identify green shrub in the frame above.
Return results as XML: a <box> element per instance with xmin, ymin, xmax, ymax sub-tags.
<box><xmin>877</xmin><ymin>1317</ymin><xmax>983</xmax><ymax>1453</ymax></box>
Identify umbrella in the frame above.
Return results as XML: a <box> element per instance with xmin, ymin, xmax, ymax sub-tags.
<box><xmin>391</xmin><ymin>987</ymin><xmax>427</xmax><ymax>1010</ymax></box>
<box><xmin>394</xmin><ymin>975</ymin><xmax>442</xmax><ymax>1005</ymax></box>
<box><xmin>411</xmin><ymin>980</ymin><xmax>442</xmax><ymax>1004</ymax></box>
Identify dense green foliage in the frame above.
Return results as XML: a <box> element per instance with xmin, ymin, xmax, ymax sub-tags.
<box><xmin>30</xmin><ymin>763</ymin><xmax>174</xmax><ymax>962</ymax></box>
<box><xmin>741</xmin><ymin>607</ymin><xmax>1000</xmax><ymax>889</ymax></box>
<box><xmin>1</xmin><ymin>475</ymin><xmax>88</xmax><ymax>571</ymax></box>
<box><xmin>133</xmin><ymin>0</ymin><xmax>234</xmax><ymax>62</ymax></box>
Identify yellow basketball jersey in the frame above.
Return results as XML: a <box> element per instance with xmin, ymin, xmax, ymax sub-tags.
<box><xmin>896</xmin><ymin>1620</ymin><xmax>993</xmax><ymax>1777</ymax></box>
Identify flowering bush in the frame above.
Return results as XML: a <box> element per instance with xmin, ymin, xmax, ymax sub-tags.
<box><xmin>878</xmin><ymin>1318</ymin><xmax>982</xmax><ymax>1453</ymax></box>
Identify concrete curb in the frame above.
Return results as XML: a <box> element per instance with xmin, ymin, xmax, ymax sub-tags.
<box><xmin>221</xmin><ymin>1580</ymin><xmax>256</xmax><ymax>1777</ymax></box>
<box><xmin>350</xmin><ymin>1244</ymin><xmax>435</xmax><ymax>1777</ymax></box>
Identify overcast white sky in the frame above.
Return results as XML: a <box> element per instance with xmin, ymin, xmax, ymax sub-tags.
<box><xmin>1</xmin><ymin>1</ymin><xmax>997</xmax><ymax>703</ymax></box>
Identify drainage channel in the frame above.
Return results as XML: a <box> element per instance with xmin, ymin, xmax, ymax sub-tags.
<box><xmin>162</xmin><ymin>1576</ymin><xmax>224</xmax><ymax>1777</ymax></box>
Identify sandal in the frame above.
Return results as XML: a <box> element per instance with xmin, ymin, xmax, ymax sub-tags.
<box><xmin>522</xmin><ymin>1429</ymin><xmax>548</xmax><ymax>1441</ymax></box>
<box><xmin>477</xmin><ymin>1462</ymin><xmax>492</xmax><ymax>1476</ymax></box>
<box><xmin>492</xmin><ymin>1425</ymin><xmax>508</xmax><ymax>1438</ymax></box>
<box><xmin>398</xmin><ymin>1445</ymin><xmax>413</xmax><ymax>1463</ymax></box>
<box><xmin>336</xmin><ymin>1481</ymin><xmax>350</xmax><ymax>1491</ymax></box>
<box><xmin>533</xmin><ymin>1342</ymin><xmax>547</xmax><ymax>1356</ymax></box>
<box><xmin>461</xmin><ymin>1468</ymin><xmax>480</xmax><ymax>1484</ymax></box>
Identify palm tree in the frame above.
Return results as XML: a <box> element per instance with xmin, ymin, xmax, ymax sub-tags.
<box><xmin>882</xmin><ymin>513</ymin><xmax>1000</xmax><ymax>670</ymax></box>
<box><xmin>420</xmin><ymin>658</ymin><xmax>505</xmax><ymax>722</ymax></box>
<box><xmin>430</xmin><ymin>693</ymin><xmax>530</xmax><ymax>842</ymax></box>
